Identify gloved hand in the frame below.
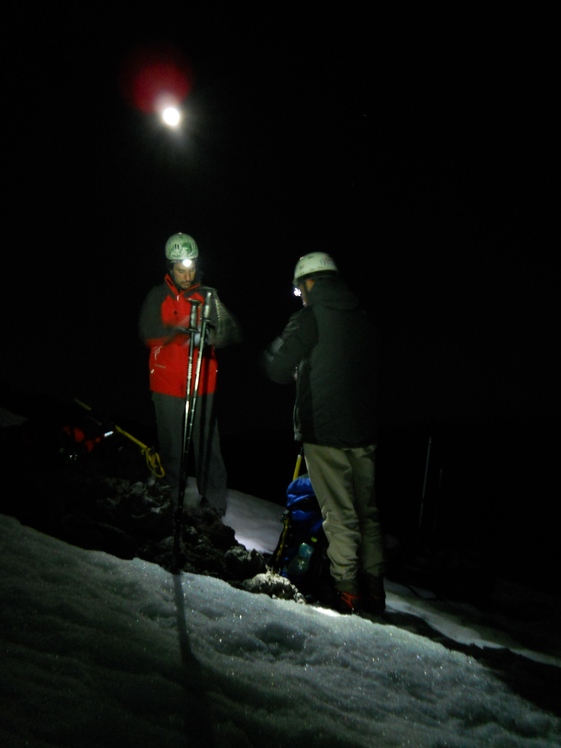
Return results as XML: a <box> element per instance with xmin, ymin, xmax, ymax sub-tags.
<box><xmin>192</xmin><ymin>327</ymin><xmax>212</xmax><ymax>348</ymax></box>
<box><xmin>262</xmin><ymin>337</ymin><xmax>283</xmax><ymax>362</ymax></box>
<box><xmin>173</xmin><ymin>324</ymin><xmax>214</xmax><ymax>347</ymax></box>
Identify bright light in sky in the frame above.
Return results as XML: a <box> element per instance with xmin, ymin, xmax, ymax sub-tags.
<box><xmin>162</xmin><ymin>106</ymin><xmax>181</xmax><ymax>127</ymax></box>
<box><xmin>119</xmin><ymin>42</ymin><xmax>194</xmax><ymax>114</ymax></box>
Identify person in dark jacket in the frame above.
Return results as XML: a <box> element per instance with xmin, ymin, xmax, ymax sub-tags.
<box><xmin>139</xmin><ymin>233</ymin><xmax>241</xmax><ymax>516</ymax></box>
<box><xmin>261</xmin><ymin>252</ymin><xmax>385</xmax><ymax>614</ymax></box>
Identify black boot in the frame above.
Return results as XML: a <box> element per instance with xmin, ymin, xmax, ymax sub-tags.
<box><xmin>359</xmin><ymin>573</ymin><xmax>386</xmax><ymax>615</ymax></box>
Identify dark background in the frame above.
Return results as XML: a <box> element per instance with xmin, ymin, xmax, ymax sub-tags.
<box><xmin>2</xmin><ymin>7</ymin><xmax>558</xmax><ymax>591</ymax></box>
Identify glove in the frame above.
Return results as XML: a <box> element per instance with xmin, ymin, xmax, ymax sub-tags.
<box><xmin>173</xmin><ymin>325</ymin><xmax>212</xmax><ymax>347</ymax></box>
<box><xmin>192</xmin><ymin>327</ymin><xmax>212</xmax><ymax>348</ymax></box>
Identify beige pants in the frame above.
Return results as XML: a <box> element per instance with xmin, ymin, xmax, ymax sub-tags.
<box><xmin>303</xmin><ymin>442</ymin><xmax>385</xmax><ymax>594</ymax></box>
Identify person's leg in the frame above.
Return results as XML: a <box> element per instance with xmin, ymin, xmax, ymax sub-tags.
<box><xmin>152</xmin><ymin>392</ymin><xmax>185</xmax><ymax>506</ymax></box>
<box><xmin>192</xmin><ymin>393</ymin><xmax>228</xmax><ymax>515</ymax></box>
<box><xmin>349</xmin><ymin>444</ymin><xmax>385</xmax><ymax>576</ymax></box>
<box><xmin>303</xmin><ymin>443</ymin><xmax>360</xmax><ymax>595</ymax></box>
<box><xmin>349</xmin><ymin>443</ymin><xmax>386</xmax><ymax>613</ymax></box>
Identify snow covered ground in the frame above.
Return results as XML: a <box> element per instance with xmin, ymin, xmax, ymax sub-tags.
<box><xmin>1</xmin><ymin>403</ymin><xmax>561</xmax><ymax>746</ymax></box>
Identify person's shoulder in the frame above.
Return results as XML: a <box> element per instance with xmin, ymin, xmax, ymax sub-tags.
<box><xmin>142</xmin><ymin>279</ymin><xmax>172</xmax><ymax>304</ymax></box>
<box><xmin>286</xmin><ymin>306</ymin><xmax>314</xmax><ymax>331</ymax></box>
<box><xmin>145</xmin><ymin>281</ymin><xmax>168</xmax><ymax>296</ymax></box>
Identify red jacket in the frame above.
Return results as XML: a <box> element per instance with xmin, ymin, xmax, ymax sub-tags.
<box><xmin>139</xmin><ymin>276</ymin><xmax>235</xmax><ymax>398</ymax></box>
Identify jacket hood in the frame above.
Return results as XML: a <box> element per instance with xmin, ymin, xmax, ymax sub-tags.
<box><xmin>307</xmin><ymin>275</ymin><xmax>359</xmax><ymax>311</ymax></box>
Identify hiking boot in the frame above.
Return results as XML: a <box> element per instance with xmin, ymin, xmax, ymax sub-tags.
<box><xmin>359</xmin><ymin>573</ymin><xmax>386</xmax><ymax>615</ymax></box>
<box><xmin>332</xmin><ymin>590</ymin><xmax>363</xmax><ymax>614</ymax></box>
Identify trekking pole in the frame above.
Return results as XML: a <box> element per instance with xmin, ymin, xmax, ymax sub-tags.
<box><xmin>184</xmin><ymin>291</ymin><xmax>213</xmax><ymax>477</ymax></box>
<box><xmin>172</xmin><ymin>299</ymin><xmax>201</xmax><ymax>573</ymax></box>
<box><xmin>270</xmin><ymin>446</ymin><xmax>304</xmax><ymax>572</ymax></box>
<box><xmin>417</xmin><ymin>434</ymin><xmax>432</xmax><ymax>544</ymax></box>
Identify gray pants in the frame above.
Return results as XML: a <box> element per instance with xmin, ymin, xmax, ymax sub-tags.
<box><xmin>152</xmin><ymin>391</ymin><xmax>228</xmax><ymax>513</ymax></box>
<box><xmin>303</xmin><ymin>442</ymin><xmax>385</xmax><ymax>594</ymax></box>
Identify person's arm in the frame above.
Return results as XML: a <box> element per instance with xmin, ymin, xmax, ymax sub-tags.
<box><xmin>203</xmin><ymin>287</ymin><xmax>243</xmax><ymax>348</ymax></box>
<box><xmin>260</xmin><ymin>309</ymin><xmax>315</xmax><ymax>384</ymax></box>
<box><xmin>139</xmin><ymin>286</ymin><xmax>177</xmax><ymax>345</ymax></box>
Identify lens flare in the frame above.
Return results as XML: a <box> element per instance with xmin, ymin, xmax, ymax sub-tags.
<box><xmin>119</xmin><ymin>42</ymin><xmax>194</xmax><ymax>114</ymax></box>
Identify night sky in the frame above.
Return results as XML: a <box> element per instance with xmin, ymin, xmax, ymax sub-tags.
<box><xmin>3</xmin><ymin>8</ymin><xmax>559</xmax><ymax>559</ymax></box>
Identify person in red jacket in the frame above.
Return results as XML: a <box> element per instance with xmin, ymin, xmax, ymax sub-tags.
<box><xmin>139</xmin><ymin>233</ymin><xmax>241</xmax><ymax>516</ymax></box>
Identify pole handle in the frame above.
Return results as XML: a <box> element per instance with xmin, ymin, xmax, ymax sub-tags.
<box><xmin>203</xmin><ymin>290</ymin><xmax>212</xmax><ymax>320</ymax></box>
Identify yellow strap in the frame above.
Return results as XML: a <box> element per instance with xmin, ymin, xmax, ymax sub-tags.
<box><xmin>114</xmin><ymin>424</ymin><xmax>148</xmax><ymax>449</ymax></box>
<box><xmin>145</xmin><ymin>447</ymin><xmax>165</xmax><ymax>478</ymax></box>
<box><xmin>74</xmin><ymin>398</ymin><xmax>165</xmax><ymax>478</ymax></box>
<box><xmin>292</xmin><ymin>450</ymin><xmax>303</xmax><ymax>481</ymax></box>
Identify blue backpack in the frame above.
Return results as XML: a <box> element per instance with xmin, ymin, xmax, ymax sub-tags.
<box><xmin>270</xmin><ymin>474</ymin><xmax>328</xmax><ymax>596</ymax></box>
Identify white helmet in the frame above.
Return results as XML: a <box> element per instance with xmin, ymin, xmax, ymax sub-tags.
<box><xmin>292</xmin><ymin>252</ymin><xmax>338</xmax><ymax>285</ymax></box>
<box><xmin>165</xmin><ymin>233</ymin><xmax>199</xmax><ymax>262</ymax></box>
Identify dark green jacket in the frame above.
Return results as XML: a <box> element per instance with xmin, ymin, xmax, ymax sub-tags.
<box><xmin>261</xmin><ymin>276</ymin><xmax>379</xmax><ymax>447</ymax></box>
